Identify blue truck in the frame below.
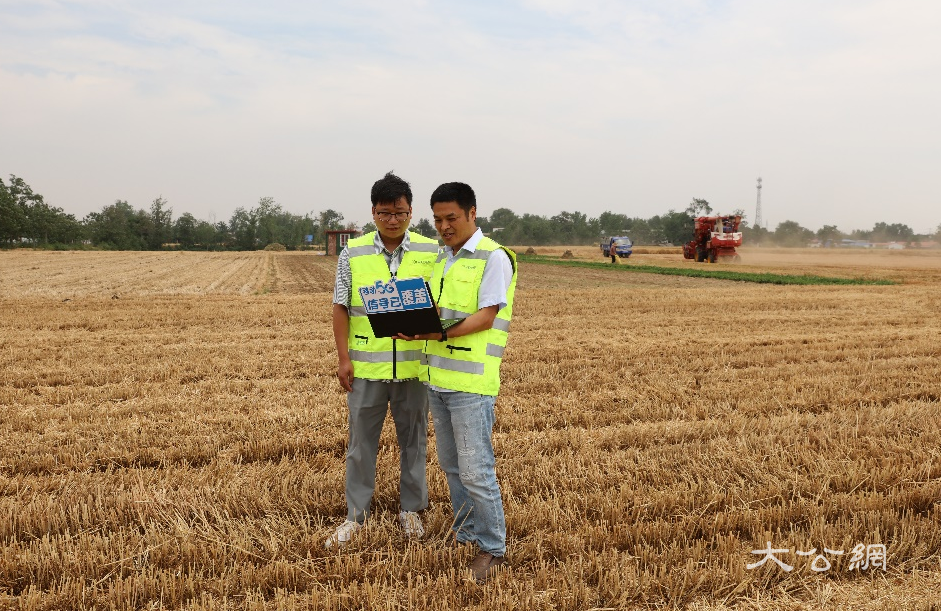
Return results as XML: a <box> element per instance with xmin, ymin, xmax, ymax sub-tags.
<box><xmin>601</xmin><ymin>236</ymin><xmax>633</xmax><ymax>258</ymax></box>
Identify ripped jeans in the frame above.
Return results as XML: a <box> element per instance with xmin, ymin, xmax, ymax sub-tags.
<box><xmin>428</xmin><ymin>389</ymin><xmax>506</xmax><ymax>556</ymax></box>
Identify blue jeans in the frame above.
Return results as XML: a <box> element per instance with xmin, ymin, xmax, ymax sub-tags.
<box><xmin>428</xmin><ymin>389</ymin><xmax>506</xmax><ymax>556</ymax></box>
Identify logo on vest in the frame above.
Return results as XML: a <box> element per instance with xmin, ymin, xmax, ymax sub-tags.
<box><xmin>359</xmin><ymin>277</ymin><xmax>431</xmax><ymax>314</ymax></box>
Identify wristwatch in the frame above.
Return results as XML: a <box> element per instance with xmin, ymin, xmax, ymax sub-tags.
<box><xmin>439</xmin><ymin>328</ymin><xmax>448</xmax><ymax>341</ymax></box>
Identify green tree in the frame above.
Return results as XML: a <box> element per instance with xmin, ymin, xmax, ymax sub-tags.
<box><xmin>146</xmin><ymin>197</ymin><xmax>172</xmax><ymax>249</ymax></box>
<box><xmin>45</xmin><ymin>210</ymin><xmax>84</xmax><ymax>245</ymax></box>
<box><xmin>6</xmin><ymin>176</ymin><xmax>45</xmax><ymax>238</ymax></box>
<box><xmin>207</xmin><ymin>221</ymin><xmax>230</xmax><ymax>249</ymax></box>
<box><xmin>0</xmin><ymin>177</ymin><xmax>27</xmax><ymax>244</ymax></box>
<box><xmin>319</xmin><ymin>209</ymin><xmax>344</xmax><ymax>230</ymax></box>
<box><xmin>0</xmin><ymin>175</ymin><xmax>81</xmax><ymax>245</ymax></box>
<box><xmin>84</xmin><ymin>200</ymin><xmax>147</xmax><ymax>249</ymax></box>
<box><xmin>192</xmin><ymin>219</ymin><xmax>219</xmax><ymax>249</ymax></box>
<box><xmin>514</xmin><ymin>213</ymin><xmax>552</xmax><ymax>245</ymax></box>
<box><xmin>549</xmin><ymin>211</ymin><xmax>594</xmax><ymax>244</ymax></box>
<box><xmin>413</xmin><ymin>218</ymin><xmax>435</xmax><ymax>238</ymax></box>
<box><xmin>745</xmin><ymin>224</ymin><xmax>772</xmax><ymax>246</ymax></box>
<box><xmin>622</xmin><ymin>218</ymin><xmax>656</xmax><ymax>245</ymax></box>
<box><xmin>280</xmin><ymin>211</ymin><xmax>310</xmax><ymax>248</ymax></box>
<box><xmin>870</xmin><ymin>222</ymin><xmax>914</xmax><ymax>244</ymax></box>
<box><xmin>229</xmin><ymin>207</ymin><xmax>257</xmax><ymax>250</ymax></box>
<box><xmin>685</xmin><ymin>198</ymin><xmax>713</xmax><ymax>217</ymax></box>
<box><xmin>773</xmin><ymin>220</ymin><xmax>814</xmax><ymax>247</ymax></box>
<box><xmin>650</xmin><ymin>210</ymin><xmax>694</xmax><ymax>246</ymax></box>
<box><xmin>30</xmin><ymin>202</ymin><xmax>56</xmax><ymax>243</ymax></box>
<box><xmin>598</xmin><ymin>211</ymin><xmax>630</xmax><ymax>237</ymax></box>
<box><xmin>489</xmin><ymin>208</ymin><xmax>517</xmax><ymax>230</ymax></box>
<box><xmin>318</xmin><ymin>209</ymin><xmax>344</xmax><ymax>245</ymax></box>
<box><xmin>816</xmin><ymin>225</ymin><xmax>843</xmax><ymax>246</ymax></box>
<box><xmin>174</xmin><ymin>212</ymin><xmax>198</xmax><ymax>248</ymax></box>
<box><xmin>254</xmin><ymin>197</ymin><xmax>281</xmax><ymax>247</ymax></box>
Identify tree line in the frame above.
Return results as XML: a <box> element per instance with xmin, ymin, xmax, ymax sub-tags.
<box><xmin>453</xmin><ymin>199</ymin><xmax>933</xmax><ymax>248</ymax></box>
<box><xmin>1</xmin><ymin>175</ymin><xmax>346</xmax><ymax>250</ymax></box>
<box><xmin>2</xmin><ymin>174</ymin><xmax>937</xmax><ymax>250</ymax></box>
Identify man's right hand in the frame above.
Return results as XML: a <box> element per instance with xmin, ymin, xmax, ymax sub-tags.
<box><xmin>337</xmin><ymin>359</ymin><xmax>354</xmax><ymax>392</ymax></box>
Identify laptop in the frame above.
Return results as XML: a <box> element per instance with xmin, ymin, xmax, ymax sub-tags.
<box><xmin>358</xmin><ymin>277</ymin><xmax>444</xmax><ymax>338</ymax></box>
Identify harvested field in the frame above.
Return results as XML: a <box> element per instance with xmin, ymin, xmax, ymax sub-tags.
<box><xmin>521</xmin><ymin>245</ymin><xmax>941</xmax><ymax>284</ymax></box>
<box><xmin>0</xmin><ymin>251</ymin><xmax>336</xmax><ymax>297</ymax></box>
<box><xmin>1</xmin><ymin>249</ymin><xmax>941</xmax><ymax>609</ymax></box>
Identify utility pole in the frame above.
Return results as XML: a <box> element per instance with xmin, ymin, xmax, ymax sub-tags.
<box><xmin>754</xmin><ymin>177</ymin><xmax>763</xmax><ymax>229</ymax></box>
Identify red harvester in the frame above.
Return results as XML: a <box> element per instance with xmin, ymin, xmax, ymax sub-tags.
<box><xmin>682</xmin><ymin>215</ymin><xmax>743</xmax><ymax>263</ymax></box>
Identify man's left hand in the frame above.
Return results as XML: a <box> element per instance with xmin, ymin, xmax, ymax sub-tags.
<box><xmin>395</xmin><ymin>332</ymin><xmax>444</xmax><ymax>341</ymax></box>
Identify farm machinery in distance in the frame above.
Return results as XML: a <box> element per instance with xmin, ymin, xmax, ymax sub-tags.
<box><xmin>601</xmin><ymin>236</ymin><xmax>633</xmax><ymax>259</ymax></box>
<box><xmin>682</xmin><ymin>215</ymin><xmax>743</xmax><ymax>263</ymax></box>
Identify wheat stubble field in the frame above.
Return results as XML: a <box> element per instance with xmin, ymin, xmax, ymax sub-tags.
<box><xmin>1</xmin><ymin>249</ymin><xmax>940</xmax><ymax>610</ymax></box>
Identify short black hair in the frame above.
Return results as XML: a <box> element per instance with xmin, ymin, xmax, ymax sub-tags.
<box><xmin>429</xmin><ymin>182</ymin><xmax>476</xmax><ymax>215</ymax></box>
<box><xmin>371</xmin><ymin>171</ymin><xmax>412</xmax><ymax>207</ymax></box>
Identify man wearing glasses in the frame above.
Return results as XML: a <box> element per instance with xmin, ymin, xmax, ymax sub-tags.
<box><xmin>327</xmin><ymin>172</ymin><xmax>440</xmax><ymax>549</ymax></box>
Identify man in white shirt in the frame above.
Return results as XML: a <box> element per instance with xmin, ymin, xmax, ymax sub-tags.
<box><xmin>398</xmin><ymin>182</ymin><xmax>517</xmax><ymax>583</ymax></box>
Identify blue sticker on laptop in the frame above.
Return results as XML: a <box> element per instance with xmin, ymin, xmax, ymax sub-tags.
<box><xmin>359</xmin><ymin>277</ymin><xmax>432</xmax><ymax>314</ymax></box>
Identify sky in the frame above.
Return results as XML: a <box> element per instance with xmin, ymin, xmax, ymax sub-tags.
<box><xmin>1</xmin><ymin>0</ymin><xmax>939</xmax><ymax>234</ymax></box>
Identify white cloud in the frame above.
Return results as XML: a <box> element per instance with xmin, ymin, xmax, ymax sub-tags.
<box><xmin>1</xmin><ymin>0</ymin><xmax>939</xmax><ymax>232</ymax></box>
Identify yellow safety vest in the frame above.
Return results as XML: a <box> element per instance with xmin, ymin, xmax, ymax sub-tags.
<box><xmin>347</xmin><ymin>231</ymin><xmax>439</xmax><ymax>380</ymax></box>
<box><xmin>423</xmin><ymin>236</ymin><xmax>517</xmax><ymax>396</ymax></box>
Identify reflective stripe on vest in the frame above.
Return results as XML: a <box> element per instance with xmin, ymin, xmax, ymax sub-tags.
<box><xmin>492</xmin><ymin>318</ymin><xmax>510</xmax><ymax>332</ymax></box>
<box><xmin>347</xmin><ymin>244</ymin><xmax>377</xmax><ymax>257</ymax></box>
<box><xmin>427</xmin><ymin>354</ymin><xmax>485</xmax><ymax>375</ymax></box>
<box><xmin>423</xmin><ymin>237</ymin><xmax>517</xmax><ymax>395</ymax></box>
<box><xmin>407</xmin><ymin>242</ymin><xmax>441</xmax><ymax>253</ymax></box>
<box><xmin>439</xmin><ymin>307</ymin><xmax>474</xmax><ymax>320</ymax></box>
<box><xmin>349</xmin><ymin>349</ymin><xmax>427</xmax><ymax>364</ymax></box>
<box><xmin>437</xmin><ymin>307</ymin><xmax>509</xmax><ymax>327</ymax></box>
<box><xmin>345</xmin><ymin>231</ymin><xmax>438</xmax><ymax>380</ymax></box>
<box><xmin>485</xmin><ymin>343</ymin><xmax>505</xmax><ymax>358</ymax></box>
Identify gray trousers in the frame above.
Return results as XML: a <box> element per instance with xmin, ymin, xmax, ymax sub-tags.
<box><xmin>346</xmin><ymin>378</ymin><xmax>429</xmax><ymax>523</ymax></box>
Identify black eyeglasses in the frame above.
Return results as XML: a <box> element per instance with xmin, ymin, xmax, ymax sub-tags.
<box><xmin>375</xmin><ymin>211</ymin><xmax>410</xmax><ymax>222</ymax></box>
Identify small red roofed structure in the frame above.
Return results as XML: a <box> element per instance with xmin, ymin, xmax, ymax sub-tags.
<box><xmin>325</xmin><ymin>230</ymin><xmax>359</xmax><ymax>256</ymax></box>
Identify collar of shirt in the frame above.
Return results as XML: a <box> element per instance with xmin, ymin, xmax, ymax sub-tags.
<box><xmin>443</xmin><ymin>227</ymin><xmax>484</xmax><ymax>259</ymax></box>
<box><xmin>373</xmin><ymin>229</ymin><xmax>411</xmax><ymax>257</ymax></box>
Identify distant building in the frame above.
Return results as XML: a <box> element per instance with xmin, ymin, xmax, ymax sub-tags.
<box><xmin>839</xmin><ymin>239</ymin><xmax>873</xmax><ymax>249</ymax></box>
<box><xmin>325</xmin><ymin>229</ymin><xmax>359</xmax><ymax>256</ymax></box>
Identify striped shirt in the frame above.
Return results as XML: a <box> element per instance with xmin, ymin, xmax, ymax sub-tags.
<box><xmin>333</xmin><ymin>231</ymin><xmax>412</xmax><ymax>307</ymax></box>
<box><xmin>334</xmin><ymin>231</ymin><xmax>418</xmax><ymax>383</ymax></box>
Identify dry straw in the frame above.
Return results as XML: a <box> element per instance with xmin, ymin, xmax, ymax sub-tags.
<box><xmin>1</xmin><ymin>249</ymin><xmax>940</xmax><ymax>609</ymax></box>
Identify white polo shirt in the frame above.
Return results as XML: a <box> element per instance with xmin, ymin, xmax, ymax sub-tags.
<box><xmin>440</xmin><ymin>228</ymin><xmax>513</xmax><ymax>313</ymax></box>
<box><xmin>431</xmin><ymin>228</ymin><xmax>514</xmax><ymax>393</ymax></box>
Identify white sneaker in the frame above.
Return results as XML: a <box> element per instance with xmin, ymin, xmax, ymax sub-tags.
<box><xmin>325</xmin><ymin>520</ymin><xmax>362</xmax><ymax>549</ymax></box>
<box><xmin>399</xmin><ymin>510</ymin><xmax>424</xmax><ymax>539</ymax></box>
